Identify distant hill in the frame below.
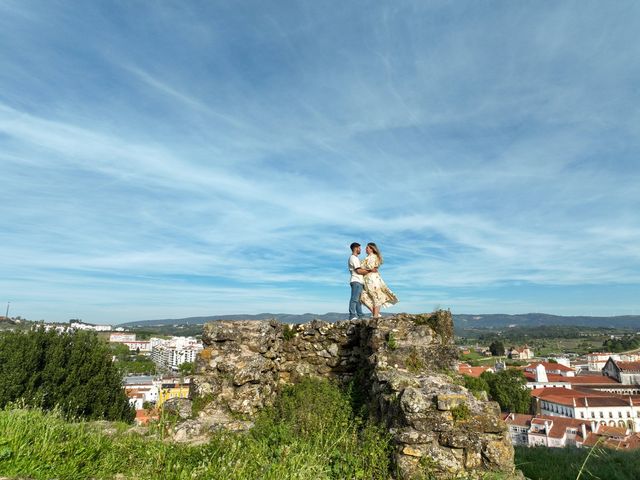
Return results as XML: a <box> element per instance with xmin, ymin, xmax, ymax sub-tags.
<box><xmin>118</xmin><ymin>312</ymin><xmax>347</xmax><ymax>328</ymax></box>
<box><xmin>454</xmin><ymin>313</ymin><xmax>640</xmax><ymax>330</ymax></box>
<box><xmin>119</xmin><ymin>312</ymin><xmax>640</xmax><ymax>329</ymax></box>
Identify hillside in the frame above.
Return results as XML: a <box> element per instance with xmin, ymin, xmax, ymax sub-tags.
<box><xmin>118</xmin><ymin>312</ymin><xmax>347</xmax><ymax>328</ymax></box>
<box><xmin>119</xmin><ymin>312</ymin><xmax>640</xmax><ymax>330</ymax></box>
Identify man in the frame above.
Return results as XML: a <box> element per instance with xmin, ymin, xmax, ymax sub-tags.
<box><xmin>348</xmin><ymin>242</ymin><xmax>375</xmax><ymax>320</ymax></box>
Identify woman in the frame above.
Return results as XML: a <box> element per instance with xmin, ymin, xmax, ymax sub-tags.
<box><xmin>360</xmin><ymin>242</ymin><xmax>398</xmax><ymax>319</ymax></box>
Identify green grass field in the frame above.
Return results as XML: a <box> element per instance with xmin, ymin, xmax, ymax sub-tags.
<box><xmin>515</xmin><ymin>445</ymin><xmax>640</xmax><ymax>480</ymax></box>
<box><xmin>0</xmin><ymin>379</ymin><xmax>391</xmax><ymax>480</ymax></box>
<box><xmin>5</xmin><ymin>378</ymin><xmax>639</xmax><ymax>480</ymax></box>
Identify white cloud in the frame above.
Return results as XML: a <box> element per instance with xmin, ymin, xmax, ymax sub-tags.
<box><xmin>1</xmin><ymin>2</ymin><xmax>639</xmax><ymax>322</ymax></box>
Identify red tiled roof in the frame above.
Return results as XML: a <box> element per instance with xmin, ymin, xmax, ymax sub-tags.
<box><xmin>582</xmin><ymin>432</ymin><xmax>601</xmax><ymax>447</ymax></box>
<box><xmin>502</xmin><ymin>413</ymin><xmax>533</xmax><ymax>427</ymax></box>
<box><xmin>598</xmin><ymin>425</ymin><xmax>628</xmax><ymax>437</ymax></box>
<box><xmin>533</xmin><ymin>387</ymin><xmax>640</xmax><ymax>408</ymax></box>
<box><xmin>583</xmin><ymin>432</ymin><xmax>640</xmax><ymax>450</ymax></box>
<box><xmin>525</xmin><ymin>362</ymin><xmax>574</xmax><ymax>372</ymax></box>
<box><xmin>575</xmin><ymin>397</ymin><xmax>631</xmax><ymax>408</ymax></box>
<box><xmin>503</xmin><ymin>413</ymin><xmax>593</xmax><ymax>441</ymax></box>
<box><xmin>458</xmin><ymin>364</ymin><xmax>493</xmax><ymax>377</ymax></box>
<box><xmin>565</xmin><ymin>375</ymin><xmax>619</xmax><ymax>384</ymax></box>
<box><xmin>616</xmin><ymin>361</ymin><xmax>640</xmax><ymax>372</ymax></box>
<box><xmin>525</xmin><ymin>372</ymin><xmax>619</xmax><ymax>384</ymax></box>
<box><xmin>531</xmin><ymin>418</ymin><xmax>548</xmax><ymax>425</ymax></box>
<box><xmin>531</xmin><ymin>387</ymin><xmax>603</xmax><ymax>398</ymax></box>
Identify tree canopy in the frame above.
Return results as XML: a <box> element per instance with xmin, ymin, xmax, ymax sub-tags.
<box><xmin>480</xmin><ymin>369</ymin><xmax>531</xmax><ymax>414</ymax></box>
<box><xmin>489</xmin><ymin>340</ymin><xmax>505</xmax><ymax>357</ymax></box>
<box><xmin>0</xmin><ymin>328</ymin><xmax>134</xmax><ymax>422</ymax></box>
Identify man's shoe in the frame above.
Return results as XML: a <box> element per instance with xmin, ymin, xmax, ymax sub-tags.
<box><xmin>349</xmin><ymin>317</ymin><xmax>358</xmax><ymax>321</ymax></box>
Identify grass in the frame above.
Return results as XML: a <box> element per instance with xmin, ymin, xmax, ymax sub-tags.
<box><xmin>515</xmin><ymin>445</ymin><xmax>640</xmax><ymax>480</ymax></box>
<box><xmin>405</xmin><ymin>348</ymin><xmax>426</xmax><ymax>373</ymax></box>
<box><xmin>0</xmin><ymin>378</ymin><xmax>392</xmax><ymax>480</ymax></box>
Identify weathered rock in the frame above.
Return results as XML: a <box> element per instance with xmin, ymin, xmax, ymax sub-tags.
<box><xmin>187</xmin><ymin>311</ymin><xmax>521</xmax><ymax>479</ymax></box>
<box><xmin>163</xmin><ymin>397</ymin><xmax>192</xmax><ymax>420</ymax></box>
<box><xmin>400</xmin><ymin>387</ymin><xmax>432</xmax><ymax>415</ymax></box>
<box><xmin>171</xmin><ymin>419</ymin><xmax>206</xmax><ymax>444</ymax></box>
<box><xmin>436</xmin><ymin>393</ymin><xmax>467</xmax><ymax>411</ymax></box>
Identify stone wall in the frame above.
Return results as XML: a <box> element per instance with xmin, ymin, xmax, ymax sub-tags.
<box><xmin>189</xmin><ymin>311</ymin><xmax>521</xmax><ymax>479</ymax></box>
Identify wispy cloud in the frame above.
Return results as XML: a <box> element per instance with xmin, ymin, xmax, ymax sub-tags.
<box><xmin>1</xmin><ymin>1</ymin><xmax>639</xmax><ymax>322</ymax></box>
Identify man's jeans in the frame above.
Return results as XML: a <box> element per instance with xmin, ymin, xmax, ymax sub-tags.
<box><xmin>349</xmin><ymin>282</ymin><xmax>364</xmax><ymax>318</ymax></box>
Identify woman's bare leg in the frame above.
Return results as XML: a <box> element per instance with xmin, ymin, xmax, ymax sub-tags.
<box><xmin>373</xmin><ymin>306</ymin><xmax>380</xmax><ymax>318</ymax></box>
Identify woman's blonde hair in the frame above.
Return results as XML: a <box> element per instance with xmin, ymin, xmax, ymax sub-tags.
<box><xmin>367</xmin><ymin>242</ymin><xmax>383</xmax><ymax>265</ymax></box>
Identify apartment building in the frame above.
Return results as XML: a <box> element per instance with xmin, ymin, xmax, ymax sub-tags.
<box><xmin>151</xmin><ymin>336</ymin><xmax>203</xmax><ymax>371</ymax></box>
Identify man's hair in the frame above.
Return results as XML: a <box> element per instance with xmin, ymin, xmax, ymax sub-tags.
<box><xmin>350</xmin><ymin>242</ymin><xmax>361</xmax><ymax>251</ymax></box>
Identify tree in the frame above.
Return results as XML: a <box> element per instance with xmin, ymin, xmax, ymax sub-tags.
<box><xmin>463</xmin><ymin>375</ymin><xmax>490</xmax><ymax>396</ymax></box>
<box><xmin>481</xmin><ymin>370</ymin><xmax>531</xmax><ymax>413</ymax></box>
<box><xmin>0</xmin><ymin>328</ymin><xmax>134</xmax><ymax>422</ymax></box>
<box><xmin>179</xmin><ymin>361</ymin><xmax>196</xmax><ymax>376</ymax></box>
<box><xmin>489</xmin><ymin>340</ymin><xmax>505</xmax><ymax>357</ymax></box>
<box><xmin>109</xmin><ymin>342</ymin><xmax>131</xmax><ymax>359</ymax></box>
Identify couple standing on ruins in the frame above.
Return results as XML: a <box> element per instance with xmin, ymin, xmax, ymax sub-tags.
<box><xmin>348</xmin><ymin>242</ymin><xmax>398</xmax><ymax>321</ymax></box>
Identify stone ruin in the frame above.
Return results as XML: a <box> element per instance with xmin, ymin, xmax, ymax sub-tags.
<box><xmin>184</xmin><ymin>311</ymin><xmax>522</xmax><ymax>479</ymax></box>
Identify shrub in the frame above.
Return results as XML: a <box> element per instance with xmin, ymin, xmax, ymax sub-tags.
<box><xmin>405</xmin><ymin>348</ymin><xmax>426</xmax><ymax>373</ymax></box>
<box><xmin>451</xmin><ymin>403</ymin><xmax>470</xmax><ymax>422</ymax></box>
<box><xmin>386</xmin><ymin>332</ymin><xmax>398</xmax><ymax>350</ymax></box>
<box><xmin>282</xmin><ymin>324</ymin><xmax>296</xmax><ymax>341</ymax></box>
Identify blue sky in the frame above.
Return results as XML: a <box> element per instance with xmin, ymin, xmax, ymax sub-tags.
<box><xmin>1</xmin><ymin>1</ymin><xmax>639</xmax><ymax>324</ymax></box>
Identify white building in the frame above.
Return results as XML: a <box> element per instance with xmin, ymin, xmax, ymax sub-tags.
<box><xmin>532</xmin><ymin>387</ymin><xmax>640</xmax><ymax>431</ymax></box>
<box><xmin>505</xmin><ymin>413</ymin><xmax>594</xmax><ymax>448</ymax></box>
<box><xmin>69</xmin><ymin>320</ymin><xmax>112</xmax><ymax>332</ymax></box>
<box><xmin>525</xmin><ymin>361</ymin><xmax>575</xmax><ymax>378</ymax></box>
<box><xmin>123</xmin><ymin>375</ymin><xmax>159</xmax><ymax>407</ymax></box>
<box><xmin>504</xmin><ymin>412</ymin><xmax>640</xmax><ymax>450</ymax></box>
<box><xmin>151</xmin><ymin>337</ymin><xmax>203</xmax><ymax>371</ymax></box>
<box><xmin>508</xmin><ymin>346</ymin><xmax>534</xmax><ymax>360</ymax></box>
<box><xmin>40</xmin><ymin>323</ymin><xmax>71</xmax><ymax>333</ymax></box>
<box><xmin>588</xmin><ymin>353</ymin><xmax>640</xmax><ymax>372</ymax></box>
<box><xmin>110</xmin><ymin>333</ymin><xmax>137</xmax><ymax>343</ymax></box>
<box><xmin>123</xmin><ymin>340</ymin><xmax>152</xmax><ymax>353</ymax></box>
<box><xmin>603</xmin><ymin>359</ymin><xmax>640</xmax><ymax>385</ymax></box>
<box><xmin>549</xmin><ymin>357</ymin><xmax>571</xmax><ymax>368</ymax></box>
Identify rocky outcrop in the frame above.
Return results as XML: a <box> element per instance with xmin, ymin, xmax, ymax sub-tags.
<box><xmin>189</xmin><ymin>311</ymin><xmax>521</xmax><ymax>479</ymax></box>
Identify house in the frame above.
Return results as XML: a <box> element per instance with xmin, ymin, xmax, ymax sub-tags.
<box><xmin>603</xmin><ymin>359</ymin><xmax>640</xmax><ymax>385</ymax></box>
<box><xmin>123</xmin><ymin>375</ymin><xmax>159</xmax><ymax>406</ymax></box>
<box><xmin>503</xmin><ymin>413</ymin><xmax>592</xmax><ymax>448</ymax></box>
<box><xmin>508</xmin><ymin>346</ymin><xmax>534</xmax><ymax>360</ymax></box>
<box><xmin>127</xmin><ymin>391</ymin><xmax>145</xmax><ymax>410</ymax></box>
<box><xmin>522</xmin><ymin>362</ymin><xmax>619</xmax><ymax>390</ymax></box>
<box><xmin>587</xmin><ymin>352</ymin><xmax>640</xmax><ymax>372</ymax></box>
<box><xmin>525</xmin><ymin>362</ymin><xmax>575</xmax><ymax>377</ymax></box>
<box><xmin>531</xmin><ymin>387</ymin><xmax>640</xmax><ymax>431</ymax></box>
<box><xmin>135</xmin><ymin>408</ymin><xmax>160</xmax><ymax>426</ymax></box>
<box><xmin>157</xmin><ymin>383</ymin><xmax>190</xmax><ymax>408</ymax></box>
<box><xmin>504</xmin><ymin>413</ymin><xmax>640</xmax><ymax>449</ymax></box>
<box><xmin>110</xmin><ymin>333</ymin><xmax>137</xmax><ymax>343</ymax></box>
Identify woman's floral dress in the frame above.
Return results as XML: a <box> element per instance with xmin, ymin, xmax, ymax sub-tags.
<box><xmin>360</xmin><ymin>254</ymin><xmax>398</xmax><ymax>310</ymax></box>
